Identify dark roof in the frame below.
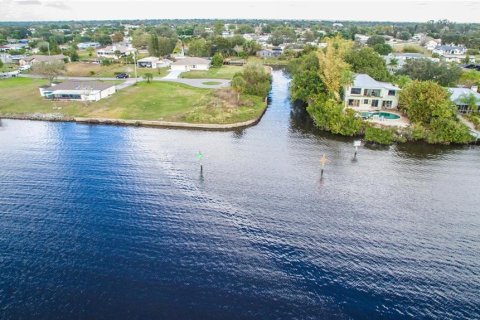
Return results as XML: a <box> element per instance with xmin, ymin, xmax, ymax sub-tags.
<box><xmin>45</xmin><ymin>80</ymin><xmax>115</xmax><ymax>91</ymax></box>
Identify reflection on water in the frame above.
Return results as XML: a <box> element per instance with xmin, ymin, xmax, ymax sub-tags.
<box><xmin>0</xmin><ymin>70</ymin><xmax>479</xmax><ymax>320</ymax></box>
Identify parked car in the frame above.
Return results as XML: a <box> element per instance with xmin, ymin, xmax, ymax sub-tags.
<box><xmin>115</xmin><ymin>73</ymin><xmax>129</xmax><ymax>79</ymax></box>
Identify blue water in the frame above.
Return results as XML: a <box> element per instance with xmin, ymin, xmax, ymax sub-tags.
<box><xmin>1</xmin><ymin>70</ymin><xmax>479</xmax><ymax>319</ymax></box>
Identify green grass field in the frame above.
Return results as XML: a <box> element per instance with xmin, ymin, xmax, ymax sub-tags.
<box><xmin>0</xmin><ymin>77</ymin><xmax>266</xmax><ymax>124</ymax></box>
<box><xmin>64</xmin><ymin>62</ymin><xmax>169</xmax><ymax>78</ymax></box>
<box><xmin>180</xmin><ymin>65</ymin><xmax>243</xmax><ymax>79</ymax></box>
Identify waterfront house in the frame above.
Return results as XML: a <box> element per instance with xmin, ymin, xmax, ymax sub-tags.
<box><xmin>448</xmin><ymin>87</ymin><xmax>480</xmax><ymax>113</ymax></box>
<box><xmin>19</xmin><ymin>54</ymin><xmax>67</xmax><ymax>66</ymax></box>
<box><xmin>170</xmin><ymin>57</ymin><xmax>210</xmax><ymax>71</ymax></box>
<box><xmin>137</xmin><ymin>57</ymin><xmax>171</xmax><ymax>68</ymax></box>
<box><xmin>344</xmin><ymin>74</ymin><xmax>401</xmax><ymax>110</ymax></box>
<box><xmin>39</xmin><ymin>80</ymin><xmax>116</xmax><ymax>102</ymax></box>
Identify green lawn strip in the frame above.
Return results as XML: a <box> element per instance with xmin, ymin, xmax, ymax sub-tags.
<box><xmin>180</xmin><ymin>66</ymin><xmax>243</xmax><ymax>79</ymax></box>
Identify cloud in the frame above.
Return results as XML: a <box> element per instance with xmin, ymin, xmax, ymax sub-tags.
<box><xmin>14</xmin><ymin>0</ymin><xmax>42</xmax><ymax>4</ymax></box>
<box><xmin>43</xmin><ymin>1</ymin><xmax>70</xmax><ymax>9</ymax></box>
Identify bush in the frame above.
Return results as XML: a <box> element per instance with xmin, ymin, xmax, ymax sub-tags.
<box><xmin>427</xmin><ymin>118</ymin><xmax>474</xmax><ymax>144</ymax></box>
<box><xmin>402</xmin><ymin>45</ymin><xmax>422</xmax><ymax>53</ymax></box>
<box><xmin>211</xmin><ymin>53</ymin><xmax>224</xmax><ymax>68</ymax></box>
<box><xmin>101</xmin><ymin>59</ymin><xmax>113</xmax><ymax>66</ymax></box>
<box><xmin>364</xmin><ymin>126</ymin><xmax>395</xmax><ymax>145</ymax></box>
<box><xmin>307</xmin><ymin>98</ymin><xmax>364</xmax><ymax>136</ymax></box>
<box><xmin>410</xmin><ymin>123</ymin><xmax>427</xmax><ymax>141</ymax></box>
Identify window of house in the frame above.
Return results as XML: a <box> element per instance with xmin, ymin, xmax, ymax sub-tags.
<box><xmin>388</xmin><ymin>90</ymin><xmax>396</xmax><ymax>96</ymax></box>
<box><xmin>371</xmin><ymin>100</ymin><xmax>379</xmax><ymax>107</ymax></box>
<box><xmin>348</xmin><ymin>99</ymin><xmax>360</xmax><ymax>107</ymax></box>
<box><xmin>363</xmin><ymin>99</ymin><xmax>369</xmax><ymax>104</ymax></box>
<box><xmin>382</xmin><ymin>100</ymin><xmax>393</xmax><ymax>108</ymax></box>
<box><xmin>350</xmin><ymin>88</ymin><xmax>361</xmax><ymax>95</ymax></box>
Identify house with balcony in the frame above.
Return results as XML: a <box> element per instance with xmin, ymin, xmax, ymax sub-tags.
<box><xmin>344</xmin><ymin>74</ymin><xmax>400</xmax><ymax>111</ymax></box>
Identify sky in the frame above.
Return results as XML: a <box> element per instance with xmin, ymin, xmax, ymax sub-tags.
<box><xmin>1</xmin><ymin>0</ymin><xmax>479</xmax><ymax>23</ymax></box>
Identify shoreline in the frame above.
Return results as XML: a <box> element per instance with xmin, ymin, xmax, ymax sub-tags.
<box><xmin>0</xmin><ymin>100</ymin><xmax>269</xmax><ymax>131</ymax></box>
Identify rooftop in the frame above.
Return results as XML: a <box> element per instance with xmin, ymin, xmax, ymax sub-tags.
<box><xmin>448</xmin><ymin>88</ymin><xmax>480</xmax><ymax>105</ymax></box>
<box><xmin>351</xmin><ymin>74</ymin><xmax>400</xmax><ymax>91</ymax></box>
<box><xmin>44</xmin><ymin>80</ymin><xmax>115</xmax><ymax>92</ymax></box>
<box><xmin>172</xmin><ymin>57</ymin><xmax>210</xmax><ymax>65</ymax></box>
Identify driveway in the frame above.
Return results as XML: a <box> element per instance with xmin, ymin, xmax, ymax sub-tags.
<box><xmin>158</xmin><ymin>77</ymin><xmax>230</xmax><ymax>89</ymax></box>
<box><xmin>163</xmin><ymin>70</ymin><xmax>183</xmax><ymax>79</ymax></box>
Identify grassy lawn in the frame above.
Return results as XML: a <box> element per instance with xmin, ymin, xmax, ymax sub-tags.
<box><xmin>64</xmin><ymin>62</ymin><xmax>169</xmax><ymax>78</ymax></box>
<box><xmin>247</xmin><ymin>56</ymin><xmax>290</xmax><ymax>66</ymax></box>
<box><xmin>0</xmin><ymin>63</ymin><xmax>18</xmax><ymax>73</ymax></box>
<box><xmin>0</xmin><ymin>77</ymin><xmax>266</xmax><ymax>124</ymax></box>
<box><xmin>392</xmin><ymin>43</ymin><xmax>431</xmax><ymax>55</ymax></box>
<box><xmin>180</xmin><ymin>65</ymin><xmax>243</xmax><ymax>79</ymax></box>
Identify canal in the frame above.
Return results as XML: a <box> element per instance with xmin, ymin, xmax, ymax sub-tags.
<box><xmin>0</xmin><ymin>70</ymin><xmax>479</xmax><ymax>319</ymax></box>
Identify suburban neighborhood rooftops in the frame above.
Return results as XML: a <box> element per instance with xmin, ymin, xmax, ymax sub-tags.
<box><xmin>351</xmin><ymin>74</ymin><xmax>400</xmax><ymax>91</ymax></box>
<box><xmin>172</xmin><ymin>57</ymin><xmax>210</xmax><ymax>65</ymax></box>
<box><xmin>23</xmin><ymin>54</ymin><xmax>66</xmax><ymax>63</ymax></box>
<box><xmin>448</xmin><ymin>87</ymin><xmax>480</xmax><ymax>105</ymax></box>
<box><xmin>435</xmin><ymin>45</ymin><xmax>465</xmax><ymax>51</ymax></box>
<box><xmin>44</xmin><ymin>80</ymin><xmax>115</xmax><ymax>92</ymax></box>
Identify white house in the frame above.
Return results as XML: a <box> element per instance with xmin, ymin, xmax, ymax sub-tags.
<box><xmin>96</xmin><ymin>44</ymin><xmax>136</xmax><ymax>59</ymax></box>
<box><xmin>0</xmin><ymin>53</ymin><xmax>12</xmax><ymax>64</ymax></box>
<box><xmin>448</xmin><ymin>87</ymin><xmax>480</xmax><ymax>113</ymax></box>
<box><xmin>170</xmin><ymin>57</ymin><xmax>210</xmax><ymax>71</ymax></box>
<box><xmin>77</xmin><ymin>42</ymin><xmax>101</xmax><ymax>50</ymax></box>
<box><xmin>384</xmin><ymin>53</ymin><xmax>429</xmax><ymax>71</ymax></box>
<box><xmin>137</xmin><ymin>57</ymin><xmax>171</xmax><ymax>68</ymax></box>
<box><xmin>344</xmin><ymin>74</ymin><xmax>401</xmax><ymax>111</ymax></box>
<box><xmin>424</xmin><ymin>39</ymin><xmax>441</xmax><ymax>51</ymax></box>
<box><xmin>39</xmin><ymin>80</ymin><xmax>116</xmax><ymax>102</ymax></box>
<box><xmin>432</xmin><ymin>44</ymin><xmax>467</xmax><ymax>56</ymax></box>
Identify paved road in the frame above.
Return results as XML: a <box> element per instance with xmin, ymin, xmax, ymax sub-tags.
<box><xmin>158</xmin><ymin>77</ymin><xmax>231</xmax><ymax>89</ymax></box>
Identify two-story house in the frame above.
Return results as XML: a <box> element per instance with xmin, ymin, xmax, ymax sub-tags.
<box><xmin>344</xmin><ymin>74</ymin><xmax>400</xmax><ymax>111</ymax></box>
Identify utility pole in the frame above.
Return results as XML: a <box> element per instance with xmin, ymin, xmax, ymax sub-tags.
<box><xmin>133</xmin><ymin>51</ymin><xmax>138</xmax><ymax>82</ymax></box>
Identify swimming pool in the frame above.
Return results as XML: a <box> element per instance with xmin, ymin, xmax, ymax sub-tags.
<box><xmin>360</xmin><ymin>111</ymin><xmax>401</xmax><ymax>120</ymax></box>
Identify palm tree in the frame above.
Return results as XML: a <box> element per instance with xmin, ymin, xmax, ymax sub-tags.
<box><xmin>231</xmin><ymin>74</ymin><xmax>246</xmax><ymax>103</ymax></box>
<box><xmin>459</xmin><ymin>93</ymin><xmax>479</xmax><ymax>114</ymax></box>
<box><xmin>143</xmin><ymin>72</ymin><xmax>153</xmax><ymax>83</ymax></box>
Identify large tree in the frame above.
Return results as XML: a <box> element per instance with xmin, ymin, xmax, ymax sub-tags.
<box><xmin>33</xmin><ymin>61</ymin><xmax>65</xmax><ymax>85</ymax></box>
<box><xmin>397</xmin><ymin>59</ymin><xmax>462</xmax><ymax>86</ymax></box>
<box><xmin>399</xmin><ymin>80</ymin><xmax>455</xmax><ymax>124</ymax></box>
<box><xmin>317</xmin><ymin>36</ymin><xmax>353</xmax><ymax>101</ymax></box>
<box><xmin>345</xmin><ymin>47</ymin><xmax>390</xmax><ymax>81</ymax></box>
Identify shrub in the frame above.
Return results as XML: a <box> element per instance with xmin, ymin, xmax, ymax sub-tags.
<box><xmin>427</xmin><ymin>118</ymin><xmax>474</xmax><ymax>144</ymax></box>
<box><xmin>410</xmin><ymin>123</ymin><xmax>427</xmax><ymax>141</ymax></box>
<box><xmin>307</xmin><ymin>98</ymin><xmax>364</xmax><ymax>136</ymax></box>
<box><xmin>211</xmin><ymin>53</ymin><xmax>224</xmax><ymax>68</ymax></box>
<box><xmin>364</xmin><ymin>126</ymin><xmax>395</xmax><ymax>145</ymax></box>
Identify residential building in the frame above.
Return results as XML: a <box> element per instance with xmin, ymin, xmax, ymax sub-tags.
<box><xmin>344</xmin><ymin>74</ymin><xmax>401</xmax><ymax>111</ymax></box>
<box><xmin>354</xmin><ymin>34</ymin><xmax>370</xmax><ymax>44</ymax></box>
<box><xmin>137</xmin><ymin>57</ymin><xmax>172</xmax><ymax>68</ymax></box>
<box><xmin>39</xmin><ymin>80</ymin><xmax>116</xmax><ymax>102</ymax></box>
<box><xmin>424</xmin><ymin>39</ymin><xmax>441</xmax><ymax>51</ymax></box>
<box><xmin>442</xmin><ymin>54</ymin><xmax>474</xmax><ymax>64</ymax></box>
<box><xmin>384</xmin><ymin>53</ymin><xmax>429</xmax><ymax>71</ymax></box>
<box><xmin>77</xmin><ymin>42</ymin><xmax>101</xmax><ymax>50</ymax></box>
<box><xmin>170</xmin><ymin>57</ymin><xmax>210</xmax><ymax>71</ymax></box>
<box><xmin>432</xmin><ymin>44</ymin><xmax>467</xmax><ymax>56</ymax></box>
<box><xmin>19</xmin><ymin>54</ymin><xmax>67</xmax><ymax>66</ymax></box>
<box><xmin>0</xmin><ymin>53</ymin><xmax>12</xmax><ymax>64</ymax></box>
<box><xmin>96</xmin><ymin>44</ymin><xmax>136</xmax><ymax>59</ymax></box>
<box><xmin>256</xmin><ymin>47</ymin><xmax>283</xmax><ymax>58</ymax></box>
<box><xmin>448</xmin><ymin>87</ymin><xmax>480</xmax><ymax>113</ymax></box>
